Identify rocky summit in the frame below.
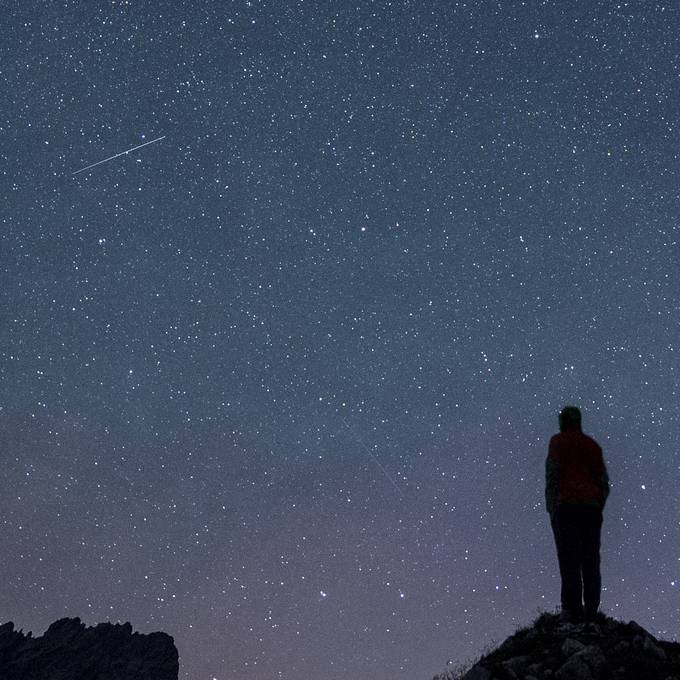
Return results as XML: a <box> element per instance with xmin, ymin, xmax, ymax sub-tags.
<box><xmin>0</xmin><ymin>616</ymin><xmax>178</xmax><ymax>680</ymax></box>
<box><xmin>434</xmin><ymin>611</ymin><xmax>680</xmax><ymax>680</ymax></box>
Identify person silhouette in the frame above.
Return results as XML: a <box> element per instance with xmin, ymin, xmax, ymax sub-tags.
<box><xmin>545</xmin><ymin>406</ymin><xmax>610</xmax><ymax>623</ymax></box>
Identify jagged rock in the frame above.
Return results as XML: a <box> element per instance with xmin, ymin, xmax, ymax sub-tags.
<box><xmin>645</xmin><ymin>636</ymin><xmax>668</xmax><ymax>662</ymax></box>
<box><xmin>612</xmin><ymin>640</ymin><xmax>630</xmax><ymax>655</ymax></box>
<box><xmin>0</xmin><ymin>617</ymin><xmax>178</xmax><ymax>680</ymax></box>
<box><xmin>460</xmin><ymin>665</ymin><xmax>492</xmax><ymax>680</ymax></box>
<box><xmin>562</xmin><ymin>637</ymin><xmax>586</xmax><ymax>657</ymax></box>
<box><xmin>433</xmin><ymin>611</ymin><xmax>680</xmax><ymax>680</ymax></box>
<box><xmin>555</xmin><ymin>652</ymin><xmax>594</xmax><ymax>680</ymax></box>
<box><xmin>568</xmin><ymin>644</ymin><xmax>608</xmax><ymax>679</ymax></box>
<box><xmin>628</xmin><ymin>621</ymin><xmax>647</xmax><ymax>636</ymax></box>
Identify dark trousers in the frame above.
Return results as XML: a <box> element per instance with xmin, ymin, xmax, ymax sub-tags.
<box><xmin>550</xmin><ymin>504</ymin><xmax>603</xmax><ymax>619</ymax></box>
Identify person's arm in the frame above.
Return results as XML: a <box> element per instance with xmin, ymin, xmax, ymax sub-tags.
<box><xmin>600</xmin><ymin>452</ymin><xmax>610</xmax><ymax>511</ymax></box>
<box><xmin>545</xmin><ymin>437</ymin><xmax>559</xmax><ymax>515</ymax></box>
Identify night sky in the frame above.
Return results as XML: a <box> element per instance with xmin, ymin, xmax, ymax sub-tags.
<box><xmin>2</xmin><ymin>1</ymin><xmax>679</xmax><ymax>679</ymax></box>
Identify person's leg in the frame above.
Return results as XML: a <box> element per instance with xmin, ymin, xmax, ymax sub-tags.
<box><xmin>551</xmin><ymin>505</ymin><xmax>584</xmax><ymax>620</ymax></box>
<box><xmin>581</xmin><ymin>506</ymin><xmax>603</xmax><ymax>621</ymax></box>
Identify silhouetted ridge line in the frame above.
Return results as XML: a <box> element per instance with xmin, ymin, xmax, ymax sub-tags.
<box><xmin>0</xmin><ymin>616</ymin><xmax>178</xmax><ymax>680</ymax></box>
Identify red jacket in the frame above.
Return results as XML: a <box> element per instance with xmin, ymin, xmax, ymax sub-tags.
<box><xmin>545</xmin><ymin>430</ymin><xmax>609</xmax><ymax>514</ymax></box>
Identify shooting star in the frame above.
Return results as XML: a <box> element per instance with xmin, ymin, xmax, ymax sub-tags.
<box><xmin>71</xmin><ymin>135</ymin><xmax>166</xmax><ymax>175</ymax></box>
<box><xmin>341</xmin><ymin>417</ymin><xmax>404</xmax><ymax>497</ymax></box>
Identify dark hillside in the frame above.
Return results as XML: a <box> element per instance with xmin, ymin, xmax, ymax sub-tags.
<box><xmin>434</xmin><ymin>612</ymin><xmax>680</xmax><ymax>680</ymax></box>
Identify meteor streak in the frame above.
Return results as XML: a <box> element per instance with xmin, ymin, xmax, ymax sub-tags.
<box><xmin>71</xmin><ymin>135</ymin><xmax>166</xmax><ymax>175</ymax></box>
<box><xmin>341</xmin><ymin>417</ymin><xmax>404</xmax><ymax>496</ymax></box>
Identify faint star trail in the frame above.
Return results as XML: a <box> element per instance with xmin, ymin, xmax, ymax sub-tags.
<box><xmin>341</xmin><ymin>417</ymin><xmax>404</xmax><ymax>497</ymax></box>
<box><xmin>71</xmin><ymin>135</ymin><xmax>166</xmax><ymax>175</ymax></box>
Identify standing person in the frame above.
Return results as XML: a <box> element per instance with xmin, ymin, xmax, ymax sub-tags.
<box><xmin>545</xmin><ymin>406</ymin><xmax>610</xmax><ymax>624</ymax></box>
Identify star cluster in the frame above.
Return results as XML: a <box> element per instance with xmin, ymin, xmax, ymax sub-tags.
<box><xmin>1</xmin><ymin>2</ymin><xmax>679</xmax><ymax>679</ymax></box>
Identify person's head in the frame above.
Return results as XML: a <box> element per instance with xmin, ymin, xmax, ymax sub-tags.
<box><xmin>559</xmin><ymin>405</ymin><xmax>582</xmax><ymax>432</ymax></box>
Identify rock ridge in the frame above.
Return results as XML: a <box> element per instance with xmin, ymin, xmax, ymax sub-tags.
<box><xmin>0</xmin><ymin>616</ymin><xmax>178</xmax><ymax>680</ymax></box>
<box><xmin>434</xmin><ymin>611</ymin><xmax>680</xmax><ymax>680</ymax></box>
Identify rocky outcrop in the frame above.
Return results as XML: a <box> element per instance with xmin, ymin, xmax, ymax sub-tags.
<box><xmin>434</xmin><ymin>612</ymin><xmax>680</xmax><ymax>680</ymax></box>
<box><xmin>0</xmin><ymin>617</ymin><xmax>178</xmax><ymax>680</ymax></box>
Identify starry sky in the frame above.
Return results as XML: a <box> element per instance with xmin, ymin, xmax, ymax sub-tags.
<box><xmin>1</xmin><ymin>1</ymin><xmax>679</xmax><ymax>678</ymax></box>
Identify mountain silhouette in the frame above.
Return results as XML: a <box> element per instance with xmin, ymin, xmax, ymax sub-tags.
<box><xmin>0</xmin><ymin>617</ymin><xmax>178</xmax><ymax>680</ymax></box>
